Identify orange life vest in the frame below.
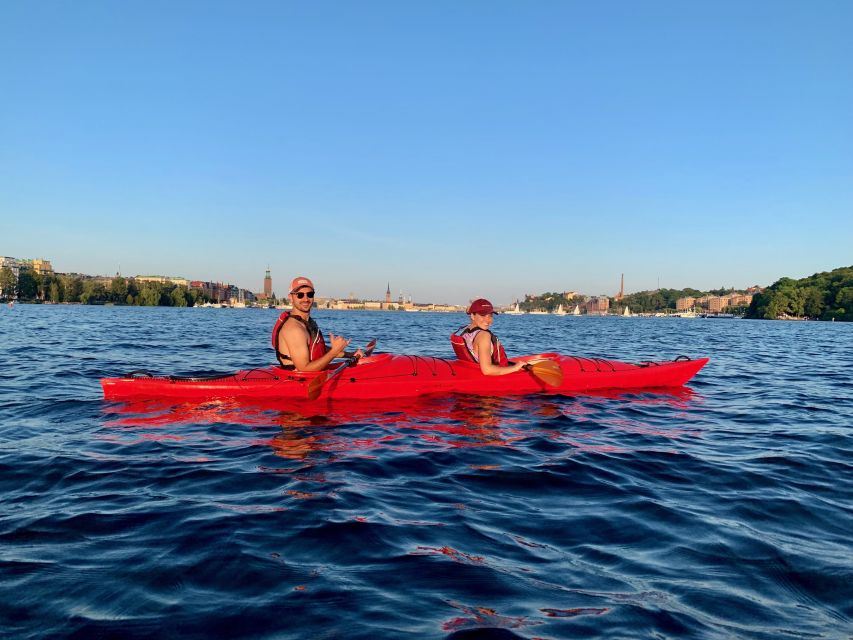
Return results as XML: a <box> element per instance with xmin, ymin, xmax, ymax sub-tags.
<box><xmin>271</xmin><ymin>311</ymin><xmax>327</xmax><ymax>369</ymax></box>
<box><xmin>450</xmin><ymin>326</ymin><xmax>509</xmax><ymax>366</ymax></box>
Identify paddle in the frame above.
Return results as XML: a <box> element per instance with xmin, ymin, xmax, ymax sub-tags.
<box><xmin>523</xmin><ymin>359</ymin><xmax>563</xmax><ymax>387</ymax></box>
<box><xmin>307</xmin><ymin>339</ymin><xmax>377</xmax><ymax>401</ymax></box>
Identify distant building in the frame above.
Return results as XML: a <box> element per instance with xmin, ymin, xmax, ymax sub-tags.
<box><xmin>676</xmin><ymin>297</ymin><xmax>695</xmax><ymax>311</ymax></box>
<box><xmin>385</xmin><ymin>282</ymin><xmax>391</xmax><ymax>304</ymax></box>
<box><xmin>2</xmin><ymin>256</ymin><xmax>54</xmax><ymax>277</ymax></box>
<box><xmin>136</xmin><ymin>275</ymin><xmax>189</xmax><ymax>287</ymax></box>
<box><xmin>585</xmin><ymin>296</ymin><xmax>610</xmax><ymax>315</ymax></box>
<box><xmin>1</xmin><ymin>256</ymin><xmax>21</xmax><ymax>279</ymax></box>
<box><xmin>30</xmin><ymin>259</ymin><xmax>54</xmax><ymax>276</ymax></box>
<box><xmin>190</xmin><ymin>280</ymin><xmax>231</xmax><ymax>303</ymax></box>
<box><xmin>1</xmin><ymin>257</ymin><xmax>55</xmax><ymax>298</ymax></box>
<box><xmin>263</xmin><ymin>269</ymin><xmax>272</xmax><ymax>298</ymax></box>
<box><xmin>729</xmin><ymin>293</ymin><xmax>753</xmax><ymax>307</ymax></box>
<box><xmin>708</xmin><ymin>296</ymin><xmax>725</xmax><ymax>313</ymax></box>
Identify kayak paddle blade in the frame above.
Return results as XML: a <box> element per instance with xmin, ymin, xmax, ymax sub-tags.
<box><xmin>527</xmin><ymin>360</ymin><xmax>563</xmax><ymax>387</ymax></box>
<box><xmin>364</xmin><ymin>339</ymin><xmax>378</xmax><ymax>357</ymax></box>
<box><xmin>306</xmin><ymin>371</ymin><xmax>329</xmax><ymax>401</ymax></box>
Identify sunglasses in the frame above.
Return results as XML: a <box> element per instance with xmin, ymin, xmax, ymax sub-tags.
<box><xmin>292</xmin><ymin>290</ymin><xmax>315</xmax><ymax>299</ymax></box>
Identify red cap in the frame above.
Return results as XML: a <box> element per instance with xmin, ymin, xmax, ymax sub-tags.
<box><xmin>289</xmin><ymin>276</ymin><xmax>315</xmax><ymax>293</ymax></box>
<box><xmin>467</xmin><ymin>298</ymin><xmax>497</xmax><ymax>315</ymax></box>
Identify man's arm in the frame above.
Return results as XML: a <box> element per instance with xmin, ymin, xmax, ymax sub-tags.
<box><xmin>280</xmin><ymin>322</ymin><xmax>350</xmax><ymax>372</ymax></box>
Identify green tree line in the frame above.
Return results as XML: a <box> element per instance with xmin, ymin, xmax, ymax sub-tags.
<box><xmin>519</xmin><ymin>291</ymin><xmax>579</xmax><ymax>312</ymax></box>
<box><xmin>746</xmin><ymin>266</ymin><xmax>852</xmax><ymax>321</ymax></box>
<box><xmin>0</xmin><ymin>269</ymin><xmax>208</xmax><ymax>307</ymax></box>
<box><xmin>522</xmin><ymin>288</ymin><xmax>710</xmax><ymax>313</ymax></box>
<box><xmin>617</xmin><ymin>288</ymin><xmax>705</xmax><ymax>313</ymax></box>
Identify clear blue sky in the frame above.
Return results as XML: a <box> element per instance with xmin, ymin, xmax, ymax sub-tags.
<box><xmin>1</xmin><ymin>1</ymin><xmax>851</xmax><ymax>304</ymax></box>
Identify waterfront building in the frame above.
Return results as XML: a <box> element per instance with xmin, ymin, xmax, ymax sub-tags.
<box><xmin>676</xmin><ymin>297</ymin><xmax>695</xmax><ymax>311</ymax></box>
<box><xmin>30</xmin><ymin>259</ymin><xmax>54</xmax><ymax>276</ymax></box>
<box><xmin>1</xmin><ymin>257</ymin><xmax>54</xmax><ymax>299</ymax></box>
<box><xmin>585</xmin><ymin>296</ymin><xmax>610</xmax><ymax>315</ymax></box>
<box><xmin>729</xmin><ymin>293</ymin><xmax>753</xmax><ymax>307</ymax></box>
<box><xmin>1</xmin><ymin>257</ymin><xmax>21</xmax><ymax>279</ymax></box>
<box><xmin>136</xmin><ymin>275</ymin><xmax>190</xmax><ymax>287</ymax></box>
<box><xmin>2</xmin><ymin>256</ymin><xmax>55</xmax><ymax>277</ymax></box>
<box><xmin>191</xmin><ymin>281</ymin><xmax>237</xmax><ymax>303</ymax></box>
<box><xmin>0</xmin><ymin>257</ymin><xmax>19</xmax><ymax>299</ymax></box>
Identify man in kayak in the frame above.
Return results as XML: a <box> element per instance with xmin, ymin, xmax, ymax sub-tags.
<box><xmin>273</xmin><ymin>276</ymin><xmax>359</xmax><ymax>371</ymax></box>
<box><xmin>453</xmin><ymin>298</ymin><xmax>535</xmax><ymax>376</ymax></box>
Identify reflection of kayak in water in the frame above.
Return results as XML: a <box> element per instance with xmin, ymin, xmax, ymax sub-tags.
<box><xmin>103</xmin><ymin>389</ymin><xmax>700</xmax><ymax>458</ymax></box>
<box><xmin>101</xmin><ymin>352</ymin><xmax>708</xmax><ymax>402</ymax></box>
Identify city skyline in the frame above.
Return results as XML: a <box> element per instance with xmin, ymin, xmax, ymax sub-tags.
<box><xmin>0</xmin><ymin>253</ymin><xmax>771</xmax><ymax>307</ymax></box>
<box><xmin>1</xmin><ymin>3</ymin><xmax>851</xmax><ymax>304</ymax></box>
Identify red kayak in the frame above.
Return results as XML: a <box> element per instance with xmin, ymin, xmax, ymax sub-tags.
<box><xmin>101</xmin><ymin>353</ymin><xmax>708</xmax><ymax>401</ymax></box>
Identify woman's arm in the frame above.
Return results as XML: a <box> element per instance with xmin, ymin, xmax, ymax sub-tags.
<box><xmin>474</xmin><ymin>332</ymin><xmax>525</xmax><ymax>376</ymax></box>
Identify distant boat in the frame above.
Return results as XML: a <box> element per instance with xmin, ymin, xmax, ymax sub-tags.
<box><xmin>623</xmin><ymin>306</ymin><xmax>632</xmax><ymax>317</ymax></box>
<box><xmin>554</xmin><ymin>304</ymin><xmax>566</xmax><ymax>316</ymax></box>
<box><xmin>572</xmin><ymin>305</ymin><xmax>581</xmax><ymax>316</ymax></box>
<box><xmin>505</xmin><ymin>303</ymin><xmax>524</xmax><ymax>315</ymax></box>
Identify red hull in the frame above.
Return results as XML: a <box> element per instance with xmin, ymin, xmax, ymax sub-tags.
<box><xmin>101</xmin><ymin>353</ymin><xmax>708</xmax><ymax>402</ymax></box>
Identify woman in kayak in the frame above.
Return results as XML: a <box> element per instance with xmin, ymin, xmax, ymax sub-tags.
<box><xmin>454</xmin><ymin>298</ymin><xmax>532</xmax><ymax>376</ymax></box>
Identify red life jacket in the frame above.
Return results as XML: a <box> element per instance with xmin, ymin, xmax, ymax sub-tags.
<box><xmin>271</xmin><ymin>311</ymin><xmax>327</xmax><ymax>369</ymax></box>
<box><xmin>450</xmin><ymin>326</ymin><xmax>509</xmax><ymax>366</ymax></box>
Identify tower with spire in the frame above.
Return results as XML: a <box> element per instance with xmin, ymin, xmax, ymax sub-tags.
<box><xmin>615</xmin><ymin>273</ymin><xmax>624</xmax><ymax>301</ymax></box>
<box><xmin>264</xmin><ymin>268</ymin><xmax>272</xmax><ymax>298</ymax></box>
<box><xmin>385</xmin><ymin>282</ymin><xmax>391</xmax><ymax>304</ymax></box>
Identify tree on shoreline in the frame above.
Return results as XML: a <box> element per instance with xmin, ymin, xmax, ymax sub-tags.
<box><xmin>2</xmin><ymin>273</ymin><xmax>208</xmax><ymax>307</ymax></box>
<box><xmin>746</xmin><ymin>266</ymin><xmax>852</xmax><ymax>321</ymax></box>
<box><xmin>0</xmin><ymin>267</ymin><xmax>15</xmax><ymax>299</ymax></box>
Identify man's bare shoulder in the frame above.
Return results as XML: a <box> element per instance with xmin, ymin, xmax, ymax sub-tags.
<box><xmin>282</xmin><ymin>317</ymin><xmax>309</xmax><ymax>336</ymax></box>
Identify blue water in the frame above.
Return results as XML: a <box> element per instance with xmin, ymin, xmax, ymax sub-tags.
<box><xmin>1</xmin><ymin>306</ymin><xmax>851</xmax><ymax>639</ymax></box>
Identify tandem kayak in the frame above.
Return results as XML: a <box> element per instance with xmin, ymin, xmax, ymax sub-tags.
<box><xmin>101</xmin><ymin>353</ymin><xmax>708</xmax><ymax>402</ymax></box>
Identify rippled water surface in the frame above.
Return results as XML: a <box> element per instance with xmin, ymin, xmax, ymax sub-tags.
<box><xmin>1</xmin><ymin>306</ymin><xmax>851</xmax><ymax>639</ymax></box>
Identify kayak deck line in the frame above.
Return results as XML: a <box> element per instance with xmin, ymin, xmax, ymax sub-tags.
<box><xmin>101</xmin><ymin>353</ymin><xmax>709</xmax><ymax>402</ymax></box>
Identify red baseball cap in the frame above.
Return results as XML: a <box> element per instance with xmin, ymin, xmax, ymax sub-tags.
<box><xmin>289</xmin><ymin>276</ymin><xmax>315</xmax><ymax>293</ymax></box>
<box><xmin>467</xmin><ymin>298</ymin><xmax>497</xmax><ymax>315</ymax></box>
